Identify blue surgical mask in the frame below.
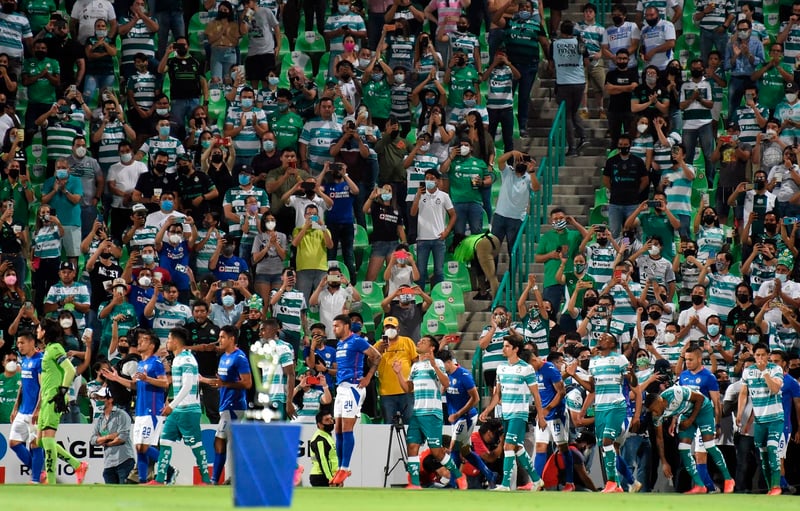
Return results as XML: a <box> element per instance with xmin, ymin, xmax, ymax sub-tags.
<box><xmin>158</xmin><ymin>126</ymin><xmax>170</xmax><ymax>137</ymax></box>
<box><xmin>222</xmin><ymin>295</ymin><xmax>235</xmax><ymax>307</ymax></box>
<box><xmin>55</xmin><ymin>169</ymin><xmax>69</xmax><ymax>180</ymax></box>
<box><xmin>463</xmin><ymin>99</ymin><xmax>476</xmax><ymax>107</ymax></box>
<box><xmin>748</xmin><ymin>334</ymin><xmax>759</xmax><ymax>343</ymax></box>
<box><xmin>239</xmin><ymin>174</ymin><xmax>251</xmax><ymax>185</ymax></box>
<box><xmin>776</xmin><ymin>273</ymin><xmax>788</xmax><ymax>282</ymax></box>
<box><xmin>278</xmin><ymin>103</ymin><xmax>289</xmax><ymax>112</ymax></box>
<box><xmin>268</xmin><ymin>76</ymin><xmax>279</xmax><ymax>85</ymax></box>
<box><xmin>338</xmin><ymin>4</ymin><xmax>349</xmax><ymax>13</ymax></box>
<box><xmin>161</xmin><ymin>200</ymin><xmax>173</xmax><ymax>212</ymax></box>
<box><xmin>517</xmin><ymin>10</ymin><xmax>531</xmax><ymax>20</ymax></box>
<box><xmin>424</xmin><ymin>97</ymin><xmax>435</xmax><ymax>106</ymax></box>
<box><xmin>707</xmin><ymin>324</ymin><xmax>720</xmax><ymax>337</ymax></box>
<box><xmin>262</xmin><ymin>140</ymin><xmax>275</xmax><ymax>152</ymax></box>
<box><xmin>201</xmin><ymin>139</ymin><xmax>211</xmax><ymax>149</ymax></box>
<box><xmin>372</xmin><ymin>73</ymin><xmax>384</xmax><ymax>82</ymax></box>
<box><xmin>381</xmin><ymin>193</ymin><xmax>392</xmax><ymax>201</ymax></box>
<box><xmin>156</xmin><ymin>108</ymin><xmax>169</xmax><ymax>117</ymax></box>
<box><xmin>142</xmin><ymin>254</ymin><xmax>155</xmax><ymax>264</ymax></box>
<box><xmin>241</xmin><ymin>98</ymin><xmax>254</xmax><ymax>108</ymax></box>
<box><xmin>425</xmin><ymin>180</ymin><xmax>436</xmax><ymax>190</ymax></box>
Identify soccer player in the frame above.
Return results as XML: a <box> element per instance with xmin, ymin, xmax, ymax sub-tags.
<box><xmin>200</xmin><ymin>325</ymin><xmax>252</xmax><ymax>485</ymax></box>
<box><xmin>738</xmin><ymin>343</ymin><xmax>785</xmax><ymax>496</ymax></box>
<box><xmin>329</xmin><ymin>314</ymin><xmax>381</xmax><ymax>486</ymax></box>
<box><xmin>768</xmin><ymin>350</ymin><xmax>800</xmax><ymax>492</ymax></box>
<box><xmin>529</xmin><ymin>350</ymin><xmax>574</xmax><ymax>491</ymax></box>
<box><xmin>148</xmin><ymin>327</ymin><xmax>212</xmax><ymax>485</ymax></box>
<box><xmin>588</xmin><ymin>332</ymin><xmax>640</xmax><ymax>493</ymax></box>
<box><xmin>37</xmin><ymin>320</ymin><xmax>89</xmax><ymax>484</ymax></box>
<box><xmin>101</xmin><ymin>328</ymin><xmax>168</xmax><ymax>484</ymax></box>
<box><xmin>250</xmin><ymin>318</ymin><xmax>296</xmax><ymax>420</ymax></box>
<box><xmin>9</xmin><ymin>332</ymin><xmax>45</xmax><ymax>484</ymax></box>
<box><xmin>646</xmin><ymin>384</ymin><xmax>735</xmax><ymax>494</ymax></box>
<box><xmin>393</xmin><ymin>338</ymin><xmax>467</xmax><ymax>490</ymax></box>
<box><xmin>438</xmin><ymin>349</ymin><xmax>496</xmax><ymax>487</ymax></box>
<box><xmin>478</xmin><ymin>336</ymin><xmax>544</xmax><ymax>492</ymax></box>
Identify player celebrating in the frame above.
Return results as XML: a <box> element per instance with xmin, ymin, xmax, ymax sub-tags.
<box><xmin>148</xmin><ymin>327</ymin><xmax>212</xmax><ymax>485</ymax></box>
<box><xmin>738</xmin><ymin>343</ymin><xmax>784</xmax><ymax>496</ymax></box>
<box><xmin>438</xmin><ymin>349</ymin><xmax>497</xmax><ymax>487</ymax></box>
<box><xmin>102</xmin><ymin>328</ymin><xmax>169</xmax><ymax>484</ymax></box>
<box><xmin>329</xmin><ymin>314</ymin><xmax>382</xmax><ymax>486</ymax></box>
<box><xmin>37</xmin><ymin>320</ymin><xmax>89</xmax><ymax>484</ymax></box>
<box><xmin>9</xmin><ymin>332</ymin><xmax>45</xmax><ymax>484</ymax></box>
<box><xmin>646</xmin><ymin>385</ymin><xmax>735</xmax><ymax>494</ymax></box>
<box><xmin>479</xmin><ymin>336</ymin><xmax>544</xmax><ymax>492</ymax></box>
<box><xmin>393</xmin><ymin>337</ymin><xmax>467</xmax><ymax>490</ymax></box>
<box><xmin>200</xmin><ymin>325</ymin><xmax>252</xmax><ymax>485</ymax></box>
<box><xmin>588</xmin><ymin>332</ymin><xmax>640</xmax><ymax>493</ymax></box>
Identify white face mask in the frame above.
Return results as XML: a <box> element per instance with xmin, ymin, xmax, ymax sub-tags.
<box><xmin>420</xmin><ymin>143</ymin><xmax>430</xmax><ymax>152</ymax></box>
<box><xmin>5</xmin><ymin>361</ymin><xmax>18</xmax><ymax>373</ymax></box>
<box><xmin>74</xmin><ymin>146</ymin><xmax>87</xmax><ymax>158</ymax></box>
<box><xmin>138</xmin><ymin>275</ymin><xmax>152</xmax><ymax>287</ymax></box>
<box><xmin>60</xmin><ymin>318</ymin><xmax>73</xmax><ymax>329</ymax></box>
<box><xmin>265</xmin><ymin>221</ymin><xmax>277</xmax><ymax>230</ymax></box>
<box><xmin>384</xmin><ymin>328</ymin><xmax>398</xmax><ymax>339</ymax></box>
<box><xmin>359</xmin><ymin>58</ymin><xmax>371</xmax><ymax>68</ymax></box>
<box><xmin>460</xmin><ymin>145</ymin><xmax>471</xmax><ymax>156</ymax></box>
<box><xmin>787</xmin><ymin>93</ymin><xmax>798</xmax><ymax>103</ymax></box>
<box><xmin>663</xmin><ymin>332</ymin><xmax>675</xmax><ymax>343</ymax></box>
<box><xmin>637</xmin><ymin>123</ymin><xmax>648</xmax><ymax>134</ymax></box>
<box><xmin>649</xmin><ymin>246</ymin><xmax>661</xmax><ymax>256</ymax></box>
<box><xmin>168</xmin><ymin>233</ymin><xmax>183</xmax><ymax>245</ymax></box>
<box><xmin>120</xmin><ymin>152</ymin><xmax>133</xmax><ymax>163</ymax></box>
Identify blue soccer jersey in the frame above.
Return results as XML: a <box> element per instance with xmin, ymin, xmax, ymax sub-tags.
<box><xmin>135</xmin><ymin>355</ymin><xmax>166</xmax><ymax>417</ymax></box>
<box><xmin>679</xmin><ymin>368</ymin><xmax>719</xmax><ymax>398</ymax></box>
<box><xmin>19</xmin><ymin>352</ymin><xmax>43</xmax><ymax>415</ymax></box>
<box><xmin>537</xmin><ymin>361</ymin><xmax>566</xmax><ymax>420</ymax></box>
<box><xmin>782</xmin><ymin>375</ymin><xmax>800</xmax><ymax>433</ymax></box>
<box><xmin>218</xmin><ymin>348</ymin><xmax>251</xmax><ymax>411</ymax></box>
<box><xmin>335</xmin><ymin>334</ymin><xmax>372</xmax><ymax>385</ymax></box>
<box><xmin>445</xmin><ymin>366</ymin><xmax>478</xmax><ymax>420</ymax></box>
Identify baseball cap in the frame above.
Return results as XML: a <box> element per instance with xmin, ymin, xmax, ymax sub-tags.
<box><xmin>236</xmin><ymin>164</ymin><xmax>254</xmax><ymax>175</ymax></box>
<box><xmin>725</xmin><ymin>120</ymin><xmax>740</xmax><ymax>131</ymax></box>
<box><xmin>384</xmin><ymin>316</ymin><xmax>399</xmax><ymax>327</ymax></box>
<box><xmin>786</xmin><ymin>82</ymin><xmax>798</xmax><ymax>93</ymax></box>
<box><xmin>111</xmin><ymin>278</ymin><xmax>128</xmax><ymax>290</ymax></box>
<box><xmin>92</xmin><ymin>387</ymin><xmax>112</xmax><ymax>399</ymax></box>
<box><xmin>132</xmin><ymin>203</ymin><xmax>147</xmax><ymax>213</ymax></box>
<box><xmin>59</xmin><ymin>261</ymin><xmax>75</xmax><ymax>271</ymax></box>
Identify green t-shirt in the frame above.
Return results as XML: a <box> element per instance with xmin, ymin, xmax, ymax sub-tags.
<box><xmin>41</xmin><ymin>342</ymin><xmax>68</xmax><ymax>400</ymax></box>
<box><xmin>535</xmin><ymin>228</ymin><xmax>582</xmax><ymax>287</ymax></box>
<box><xmin>22</xmin><ymin>57</ymin><xmax>60</xmax><ymax>104</ymax></box>
<box><xmin>269</xmin><ymin>111</ymin><xmax>305</xmax><ymax>151</ymax></box>
<box><xmin>564</xmin><ymin>272</ymin><xmax>596</xmax><ymax>308</ymax></box>
<box><xmin>448</xmin><ymin>66</ymin><xmax>480</xmax><ymax>108</ymax></box>
<box><xmin>757</xmin><ymin>63</ymin><xmax>794</xmax><ymax>110</ymax></box>
<box><xmin>0</xmin><ymin>372</ymin><xmax>20</xmax><ymax>423</ymax></box>
<box><xmin>448</xmin><ymin>155</ymin><xmax>489</xmax><ymax>205</ymax></box>
<box><xmin>639</xmin><ymin>212</ymin><xmax>676</xmax><ymax>260</ymax></box>
<box><xmin>362</xmin><ymin>79</ymin><xmax>392</xmax><ymax>119</ymax></box>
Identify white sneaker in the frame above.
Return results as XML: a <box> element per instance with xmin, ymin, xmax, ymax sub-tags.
<box><xmin>530</xmin><ymin>479</ymin><xmax>545</xmax><ymax>492</ymax></box>
<box><xmin>629</xmin><ymin>480</ymin><xmax>643</xmax><ymax>493</ymax></box>
<box><xmin>490</xmin><ymin>485</ymin><xmax>510</xmax><ymax>491</ymax></box>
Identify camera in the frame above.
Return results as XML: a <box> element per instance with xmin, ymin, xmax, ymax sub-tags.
<box><xmin>391</xmin><ymin>411</ymin><xmax>404</xmax><ymax>429</ymax></box>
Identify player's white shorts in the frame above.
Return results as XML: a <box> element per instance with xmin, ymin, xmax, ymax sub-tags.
<box><xmin>451</xmin><ymin>415</ymin><xmax>476</xmax><ymax>445</ymax></box>
<box><xmin>778</xmin><ymin>430</ymin><xmax>790</xmax><ymax>459</ymax></box>
<box><xmin>133</xmin><ymin>415</ymin><xmax>165</xmax><ymax>446</ymax></box>
<box><xmin>693</xmin><ymin>428</ymin><xmax>716</xmax><ymax>453</ymax></box>
<box><xmin>534</xmin><ymin>416</ymin><xmax>569</xmax><ymax>445</ymax></box>
<box><xmin>9</xmin><ymin>413</ymin><xmax>37</xmax><ymax>443</ymax></box>
<box><xmin>334</xmin><ymin>382</ymin><xmax>365</xmax><ymax>419</ymax></box>
<box><xmin>216</xmin><ymin>410</ymin><xmax>244</xmax><ymax>439</ymax></box>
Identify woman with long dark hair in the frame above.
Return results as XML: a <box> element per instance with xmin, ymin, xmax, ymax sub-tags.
<box><xmin>462</xmin><ymin>110</ymin><xmax>496</xmax><ymax>221</ymax></box>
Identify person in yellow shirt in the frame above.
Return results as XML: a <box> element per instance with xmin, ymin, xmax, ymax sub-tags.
<box><xmin>374</xmin><ymin>316</ymin><xmax>418</xmax><ymax>424</ymax></box>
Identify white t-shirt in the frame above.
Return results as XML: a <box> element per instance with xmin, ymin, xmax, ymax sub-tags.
<box><xmin>71</xmin><ymin>0</ymin><xmax>116</xmax><ymax>44</ymax></box>
<box><xmin>416</xmin><ymin>188</ymin><xmax>453</xmax><ymax>241</ymax></box>
<box><xmin>677</xmin><ymin>305</ymin><xmax>714</xmax><ymax>341</ymax></box>
<box><xmin>756</xmin><ymin>278</ymin><xmax>800</xmax><ymax>324</ymax></box>
<box><xmin>318</xmin><ymin>286</ymin><xmax>353</xmax><ymax>337</ymax></box>
<box><xmin>107</xmin><ymin>161</ymin><xmax>148</xmax><ymax>208</ymax></box>
<box><xmin>286</xmin><ymin>195</ymin><xmax>329</xmax><ymax>229</ymax></box>
<box><xmin>145</xmin><ymin>210</ymin><xmax>191</xmax><ymax>233</ymax></box>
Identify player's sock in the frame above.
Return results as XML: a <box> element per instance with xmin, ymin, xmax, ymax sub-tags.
<box><xmin>616</xmin><ymin>455</ymin><xmax>634</xmax><ymax>486</ymax></box>
<box><xmin>11</xmin><ymin>444</ymin><xmax>31</xmax><ymax>466</ymax></box>
<box><xmin>464</xmin><ymin>451</ymin><xmax>495</xmax><ymax>483</ymax></box>
<box><xmin>516</xmin><ymin>448</ymin><xmax>540</xmax><ymax>482</ymax></box>
<box><xmin>155</xmin><ymin>442</ymin><xmax>174</xmax><ymax>484</ymax></box>
<box><xmin>696</xmin><ymin>463</ymin><xmax>714</xmax><ymax>490</ymax></box>
<box><xmin>759</xmin><ymin>448</ymin><xmax>771</xmax><ymax>488</ymax></box>
<box><xmin>213</xmin><ymin>451</ymin><xmax>227</xmax><ymax>484</ymax></box>
<box><xmin>341</xmin><ymin>431</ymin><xmax>355</xmax><ymax>469</ymax></box>
<box><xmin>501</xmin><ymin>451</ymin><xmax>515</xmax><ymax>487</ymax></box>
<box><xmin>602</xmin><ymin>444</ymin><xmax>617</xmax><ymax>485</ymax></box>
<box><xmin>441</xmin><ymin>453</ymin><xmax>462</xmax><ymax>478</ymax></box>
<box><xmin>533</xmin><ymin>452</ymin><xmax>547</xmax><ymax>477</ymax></box>
<box><xmin>190</xmin><ymin>443</ymin><xmax>211</xmax><ymax>484</ymax></box>
<box><xmin>781</xmin><ymin>475</ymin><xmax>789</xmax><ymax>489</ymax></box>
<box><xmin>137</xmin><ymin>452</ymin><xmax>150</xmax><ymax>482</ymax></box>
<box><xmin>562</xmin><ymin>447</ymin><xmax>575</xmax><ymax>484</ymax></box>
<box><xmin>706</xmin><ymin>445</ymin><xmax>732</xmax><ymax>480</ymax></box>
<box><xmin>41</xmin><ymin>437</ymin><xmax>57</xmax><ymax>484</ymax></box>
<box><xmin>146</xmin><ymin>446</ymin><xmax>160</xmax><ymax>464</ymax></box>
<box><xmin>335</xmin><ymin>431</ymin><xmax>343</xmax><ymax>466</ymax></box>
<box><xmin>767</xmin><ymin>446</ymin><xmax>780</xmax><ymax>488</ymax></box>
<box><xmin>407</xmin><ymin>456</ymin><xmax>421</xmax><ymax>486</ymax></box>
<box><xmin>678</xmin><ymin>444</ymin><xmax>703</xmax><ymax>487</ymax></box>
<box><xmin>451</xmin><ymin>448</ymin><xmax>461</xmax><ymax>469</ymax></box>
<box><xmin>31</xmin><ymin>447</ymin><xmax>44</xmax><ymax>483</ymax></box>
<box><xmin>55</xmin><ymin>443</ymin><xmax>80</xmax><ymax>469</ymax></box>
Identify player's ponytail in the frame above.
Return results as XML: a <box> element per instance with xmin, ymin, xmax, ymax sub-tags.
<box><xmin>41</xmin><ymin>318</ymin><xmax>65</xmax><ymax>346</ymax></box>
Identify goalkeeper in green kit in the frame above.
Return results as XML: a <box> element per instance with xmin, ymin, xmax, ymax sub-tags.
<box><xmin>37</xmin><ymin>319</ymin><xmax>89</xmax><ymax>484</ymax></box>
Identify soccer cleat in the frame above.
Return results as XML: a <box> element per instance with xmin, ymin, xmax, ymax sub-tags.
<box><xmin>329</xmin><ymin>469</ymin><xmax>347</xmax><ymax>486</ymax></box>
<box><xmin>405</xmin><ymin>484</ymin><xmax>423</xmax><ymax>490</ymax></box>
<box><xmin>294</xmin><ymin>465</ymin><xmax>304</xmax><ymax>487</ymax></box>
<box><xmin>601</xmin><ymin>481</ymin><xmax>623</xmax><ymax>493</ymax></box>
<box><xmin>629</xmin><ymin>480</ymin><xmax>643</xmax><ymax>493</ymax></box>
<box><xmin>723</xmin><ymin>479</ymin><xmax>735</xmax><ymax>494</ymax></box>
<box><xmin>530</xmin><ymin>479</ymin><xmax>545</xmax><ymax>491</ymax></box>
<box><xmin>75</xmin><ymin>461</ymin><xmax>89</xmax><ymax>485</ymax></box>
<box><xmin>684</xmin><ymin>485</ymin><xmax>707</xmax><ymax>494</ymax></box>
<box><xmin>490</xmin><ymin>485</ymin><xmax>510</xmax><ymax>491</ymax></box>
<box><xmin>195</xmin><ymin>482</ymin><xmax>209</xmax><ymax>486</ymax></box>
<box><xmin>455</xmin><ymin>474</ymin><xmax>467</xmax><ymax>490</ymax></box>
<box><xmin>40</xmin><ymin>471</ymin><xmax>48</xmax><ymax>485</ymax></box>
<box><xmin>166</xmin><ymin>466</ymin><xmax>179</xmax><ymax>486</ymax></box>
<box><xmin>562</xmin><ymin>483</ymin><xmax>576</xmax><ymax>492</ymax></box>
<box><xmin>144</xmin><ymin>480</ymin><xmax>164</xmax><ymax>486</ymax></box>
<box><xmin>767</xmin><ymin>487</ymin><xmax>782</xmax><ymax>496</ymax></box>
<box><xmin>517</xmin><ymin>481</ymin><xmax>534</xmax><ymax>490</ymax></box>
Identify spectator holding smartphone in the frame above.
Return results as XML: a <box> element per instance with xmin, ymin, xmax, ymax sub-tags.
<box><xmin>303</xmin><ymin>322</ymin><xmax>337</xmax><ymax>387</ymax></box>
<box><xmin>373</xmin><ymin>315</ymin><xmax>417</xmax><ymax>424</ymax></box>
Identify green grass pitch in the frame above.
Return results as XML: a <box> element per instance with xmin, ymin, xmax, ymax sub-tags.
<box><xmin>1</xmin><ymin>486</ymin><xmax>798</xmax><ymax>511</ymax></box>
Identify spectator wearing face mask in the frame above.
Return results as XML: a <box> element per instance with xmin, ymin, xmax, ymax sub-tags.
<box><xmin>534</xmin><ymin>208</ymin><xmax>588</xmax><ymax>312</ymax></box>
<box><xmin>697</xmin><ymin>251</ymin><xmax>742</xmax><ymax>322</ymax></box>
<box><xmin>629</xmin><ymin>236</ymin><xmax>676</xmax><ymax>302</ymax></box>
<box><xmin>383</xmin><ymin>246</ymin><xmax>417</xmax><ymax>296</ymax></box>
<box><xmin>373</xmin><ymin>315</ymin><xmax>417</xmax><ymax>424</ymax></box>
<box><xmin>97</xmin><ymin>278</ymin><xmax>138</xmax><ymax>363</ymax></box>
<box><xmin>381</xmin><ymin>284</ymin><xmax>432</xmax><ymax>341</ymax></box>
<box><xmin>309</xmin><ymin>267</ymin><xmax>360</xmax><ymax>338</ymax></box>
<box><xmin>210</xmin><ymin>234</ymin><xmax>250</xmax><ymax>283</ymax></box>
<box><xmin>308</xmin><ymin>411</ymin><xmax>339</xmax><ymax>486</ymax></box>
<box><xmin>155</xmin><ymin>216</ymin><xmax>197</xmax><ymax>304</ymax></box>
<box><xmin>725</xmin><ymin>284</ymin><xmax>758</xmax><ymax>337</ymax></box>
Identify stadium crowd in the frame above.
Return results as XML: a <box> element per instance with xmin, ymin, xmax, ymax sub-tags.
<box><xmin>0</xmin><ymin>0</ymin><xmax>797</xmax><ymax>496</ymax></box>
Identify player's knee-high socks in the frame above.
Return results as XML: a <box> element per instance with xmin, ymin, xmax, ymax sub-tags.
<box><xmin>616</xmin><ymin>454</ymin><xmax>634</xmax><ymax>485</ymax></box>
<box><xmin>407</xmin><ymin>456</ymin><xmax>421</xmax><ymax>486</ymax></box>
<box><xmin>56</xmin><ymin>442</ymin><xmax>80</xmax><ymax>469</ymax></box>
<box><xmin>766</xmin><ymin>446</ymin><xmax>780</xmax><ymax>488</ymax></box>
<box><xmin>11</xmin><ymin>444</ymin><xmax>31</xmax><ymax>465</ymax></box>
<box><xmin>533</xmin><ymin>452</ymin><xmax>547</xmax><ymax>476</ymax></box>
<box><xmin>31</xmin><ymin>447</ymin><xmax>44</xmax><ymax>483</ymax></box>
<box><xmin>155</xmin><ymin>441</ymin><xmax>174</xmax><ymax>484</ymax></box>
<box><xmin>189</xmin><ymin>441</ymin><xmax>211</xmax><ymax>484</ymax></box>
<box><xmin>464</xmin><ymin>451</ymin><xmax>495</xmax><ymax>483</ymax></box>
<box><xmin>501</xmin><ymin>450</ymin><xmax>515</xmax><ymax>487</ymax></box>
<box><xmin>41</xmin><ymin>437</ymin><xmax>57</xmax><ymax>483</ymax></box>
<box><xmin>707</xmin><ymin>444</ymin><xmax>731</xmax><ymax>480</ymax></box>
<box><xmin>602</xmin><ymin>444</ymin><xmax>618</xmax><ymax>485</ymax></box>
<box><xmin>440</xmin><ymin>453</ymin><xmax>461</xmax><ymax>478</ymax></box>
<box><xmin>213</xmin><ymin>451</ymin><xmax>227</xmax><ymax>484</ymax></box>
<box><xmin>678</xmin><ymin>443</ymin><xmax>703</xmax><ymax>487</ymax></box>
<box><xmin>515</xmin><ymin>448</ymin><xmax>541</xmax><ymax>481</ymax></box>
<box><xmin>562</xmin><ymin>447</ymin><xmax>574</xmax><ymax>484</ymax></box>
<box><xmin>137</xmin><ymin>452</ymin><xmax>150</xmax><ymax>482</ymax></box>
<box><xmin>696</xmin><ymin>463</ymin><xmax>715</xmax><ymax>490</ymax></box>
<box><xmin>335</xmin><ymin>431</ymin><xmax>344</xmax><ymax>465</ymax></box>
<box><xmin>341</xmin><ymin>431</ymin><xmax>355</xmax><ymax>469</ymax></box>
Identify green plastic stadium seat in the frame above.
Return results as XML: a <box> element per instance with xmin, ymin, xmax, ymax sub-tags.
<box><xmin>430</xmin><ymin>281</ymin><xmax>465</xmax><ymax>315</ymax></box>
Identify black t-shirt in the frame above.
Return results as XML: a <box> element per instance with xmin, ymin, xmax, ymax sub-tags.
<box><xmin>388</xmin><ymin>302</ymin><xmax>422</xmax><ymax>340</ymax></box>
<box><xmin>43</xmin><ymin>35</ymin><xmax>84</xmax><ymax>86</ymax></box>
<box><xmin>88</xmin><ymin>261</ymin><xmax>123</xmax><ymax>307</ymax></box>
<box><xmin>167</xmin><ymin>56</ymin><xmax>202</xmax><ymax>99</ymax></box>
<box><xmin>178</xmin><ymin>171</ymin><xmax>216</xmax><ymax>221</ymax></box>
<box><xmin>134</xmin><ymin>171</ymin><xmax>181</xmax><ymax>212</ymax></box>
<box><xmin>251</xmin><ymin>151</ymin><xmax>282</xmax><ymax>181</ymax></box>
<box><xmin>604</xmin><ymin>68</ymin><xmax>639</xmax><ymax>111</ymax></box>
<box><xmin>369</xmin><ymin>203</ymin><xmax>403</xmax><ymax>243</ymax></box>
<box><xmin>185</xmin><ymin>320</ymin><xmax>221</xmax><ymax>376</ymax></box>
<box><xmin>726</xmin><ymin>303</ymin><xmax>758</xmax><ymax>330</ymax></box>
<box><xmin>632</xmin><ymin>84</ymin><xmax>669</xmax><ymax>119</ymax></box>
<box><xmin>207</xmin><ymin>165</ymin><xmax>236</xmax><ymax>212</ymax></box>
<box><xmin>0</xmin><ymin>221</ymin><xmax>24</xmax><ymax>254</ymax></box>
<box><xmin>602</xmin><ymin>154</ymin><xmax>648</xmax><ymax>205</ymax></box>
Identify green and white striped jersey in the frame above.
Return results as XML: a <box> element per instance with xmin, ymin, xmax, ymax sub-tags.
<box><xmin>680</xmin><ymin>81</ymin><xmax>712</xmax><ymax>129</ymax></box>
<box><xmin>631</xmin><ymin>135</ymin><xmax>653</xmax><ymax>161</ymax></box>
<box><xmin>171</xmin><ymin>349</ymin><xmax>201</xmax><ymax>410</ymax></box>
<box><xmin>575</xmin><ymin>21</ymin><xmax>605</xmax><ymax>55</ymax></box>
<box><xmin>127</xmin><ymin>72</ymin><xmax>157</xmax><ymax>110</ymax></box>
<box><xmin>119</xmin><ymin>16</ymin><xmax>158</xmax><ymax>66</ymax></box>
<box><xmin>222</xmin><ymin>186</ymin><xmax>270</xmax><ymax>237</ymax></box>
<box><xmin>449</xmin><ymin>31</ymin><xmax>480</xmax><ymax>66</ymax></box>
<box><xmin>497</xmin><ymin>359</ymin><xmax>537</xmax><ymax>421</ymax></box>
<box><xmin>33</xmin><ymin>225</ymin><xmax>61</xmax><ymax>259</ymax></box>
<box><xmin>655</xmin><ymin>339</ymin><xmax>684</xmax><ymax>366</ymax></box>
<box><xmin>406</xmin><ymin>153</ymin><xmax>438</xmax><ymax>201</ymax></box>
<box><xmin>694</xmin><ymin>0</ymin><xmax>733</xmax><ymax>30</ymax></box>
<box><xmin>584</xmin><ymin>317</ymin><xmax>632</xmax><ymax>348</ymax></box>
<box><xmin>296</xmin><ymin>387</ymin><xmax>325</xmax><ymax>421</ymax></box>
<box><xmin>636</xmin><ymin>0</ymin><xmax>678</xmax><ymax>19</ymax></box>
<box><xmin>706</xmin><ymin>272</ymin><xmax>741</xmax><ymax>321</ymax></box>
<box><xmin>271</xmin><ymin>289</ymin><xmax>307</xmax><ymax>334</ymax></box>
<box><xmin>139</xmin><ymin>136</ymin><xmax>185</xmax><ymax>167</ymax></box>
<box><xmin>194</xmin><ymin>228</ymin><xmax>223</xmax><ymax>273</ymax></box>
<box><xmin>299</xmin><ymin>118</ymin><xmax>342</xmax><ymax>176</ymax></box>
<box><xmin>410</xmin><ymin>358</ymin><xmax>446</xmax><ymax>418</ymax></box>
<box><xmin>150</xmin><ymin>302</ymin><xmax>191</xmax><ymax>344</ymax></box>
<box><xmin>46</xmin><ymin>123</ymin><xmax>80</xmax><ymax>161</ymax></box>
<box><xmin>589</xmin><ymin>352</ymin><xmax>629</xmax><ymax>410</ymax></box>
<box><xmin>697</xmin><ymin>225</ymin><xmax>725</xmax><ymax>261</ymax></box>
<box><xmin>664</xmin><ymin>166</ymin><xmax>694</xmax><ymax>218</ymax></box>
<box><xmin>585</xmin><ymin>242</ymin><xmax>616</xmax><ymax>285</ymax></box>
<box><xmin>768</xmin><ymin>323</ymin><xmax>799</xmax><ymax>353</ymax></box>
<box><xmin>44</xmin><ymin>282</ymin><xmax>90</xmax><ymax>329</ymax></box>
<box><xmin>267</xmin><ymin>340</ymin><xmax>295</xmax><ymax>404</ymax></box>
<box><xmin>654</xmin><ymin>385</ymin><xmax>696</xmax><ymax>426</ymax></box>
<box><xmin>481</xmin><ymin>325</ymin><xmax>518</xmax><ymax>371</ymax></box>
<box><xmin>225</xmin><ymin>107</ymin><xmax>268</xmax><ymax>159</ymax></box>
<box><xmin>742</xmin><ymin>363</ymin><xmax>784</xmax><ymax>423</ymax></box>
<box><xmin>518</xmin><ymin>313</ymin><xmax>549</xmax><ymax>356</ymax></box>
<box><xmin>779</xmin><ymin>21</ymin><xmax>800</xmax><ymax>66</ymax></box>
<box><xmin>486</xmin><ymin>65</ymin><xmax>514</xmax><ymax>110</ymax></box>
<box><xmin>608</xmin><ymin>282</ymin><xmax>642</xmax><ymax>324</ymax></box>
<box><xmin>127</xmin><ymin>225</ymin><xmax>158</xmax><ymax>251</ymax></box>
<box><xmin>96</xmin><ymin>120</ymin><xmax>127</xmax><ymax>172</ymax></box>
